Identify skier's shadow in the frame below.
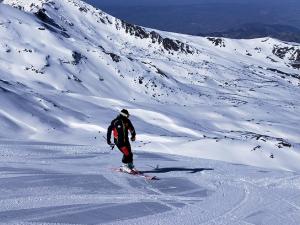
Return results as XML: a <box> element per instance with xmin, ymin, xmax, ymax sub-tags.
<box><xmin>141</xmin><ymin>167</ymin><xmax>214</xmax><ymax>174</ymax></box>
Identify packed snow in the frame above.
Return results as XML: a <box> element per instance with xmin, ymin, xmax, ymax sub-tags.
<box><xmin>0</xmin><ymin>0</ymin><xmax>300</xmax><ymax>223</ymax></box>
<box><xmin>0</xmin><ymin>141</ymin><xmax>300</xmax><ymax>225</ymax></box>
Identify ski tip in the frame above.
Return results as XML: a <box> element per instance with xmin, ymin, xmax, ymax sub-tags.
<box><xmin>149</xmin><ymin>176</ymin><xmax>159</xmax><ymax>180</ymax></box>
<box><xmin>143</xmin><ymin>175</ymin><xmax>159</xmax><ymax>180</ymax></box>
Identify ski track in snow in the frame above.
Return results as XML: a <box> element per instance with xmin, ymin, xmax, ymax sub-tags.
<box><xmin>0</xmin><ymin>142</ymin><xmax>300</xmax><ymax>225</ymax></box>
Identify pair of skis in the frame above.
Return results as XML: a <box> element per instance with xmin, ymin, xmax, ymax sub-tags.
<box><xmin>104</xmin><ymin>137</ymin><xmax>158</xmax><ymax>180</ymax></box>
<box><xmin>113</xmin><ymin>167</ymin><xmax>158</xmax><ymax>180</ymax></box>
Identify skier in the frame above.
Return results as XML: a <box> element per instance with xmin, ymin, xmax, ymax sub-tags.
<box><xmin>107</xmin><ymin>109</ymin><xmax>137</xmax><ymax>173</ymax></box>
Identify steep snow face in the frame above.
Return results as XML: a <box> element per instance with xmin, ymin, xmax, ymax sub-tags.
<box><xmin>0</xmin><ymin>0</ymin><xmax>300</xmax><ymax>171</ymax></box>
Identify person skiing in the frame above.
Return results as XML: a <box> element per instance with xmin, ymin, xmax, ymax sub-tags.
<box><xmin>107</xmin><ymin>109</ymin><xmax>137</xmax><ymax>173</ymax></box>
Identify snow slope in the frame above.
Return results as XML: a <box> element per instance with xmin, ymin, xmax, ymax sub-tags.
<box><xmin>0</xmin><ymin>0</ymin><xmax>300</xmax><ymax>171</ymax></box>
<box><xmin>0</xmin><ymin>141</ymin><xmax>300</xmax><ymax>225</ymax></box>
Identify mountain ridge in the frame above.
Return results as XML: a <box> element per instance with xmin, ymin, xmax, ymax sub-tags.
<box><xmin>199</xmin><ymin>23</ymin><xmax>300</xmax><ymax>44</ymax></box>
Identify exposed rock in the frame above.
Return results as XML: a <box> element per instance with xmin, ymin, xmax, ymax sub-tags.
<box><xmin>117</xmin><ymin>20</ymin><xmax>195</xmax><ymax>54</ymax></box>
<box><xmin>98</xmin><ymin>45</ymin><xmax>121</xmax><ymax>63</ymax></box>
<box><xmin>72</xmin><ymin>51</ymin><xmax>87</xmax><ymax>65</ymax></box>
<box><xmin>290</xmin><ymin>49</ymin><xmax>300</xmax><ymax>69</ymax></box>
<box><xmin>35</xmin><ymin>9</ymin><xmax>61</xmax><ymax>30</ymax></box>
<box><xmin>272</xmin><ymin>46</ymin><xmax>294</xmax><ymax>59</ymax></box>
<box><xmin>35</xmin><ymin>8</ymin><xmax>70</xmax><ymax>38</ymax></box>
<box><xmin>120</xmin><ymin>20</ymin><xmax>149</xmax><ymax>39</ymax></box>
<box><xmin>207</xmin><ymin>38</ymin><xmax>226</xmax><ymax>47</ymax></box>
<box><xmin>272</xmin><ymin>45</ymin><xmax>300</xmax><ymax>69</ymax></box>
<box><xmin>150</xmin><ymin>31</ymin><xmax>163</xmax><ymax>44</ymax></box>
<box><xmin>108</xmin><ymin>53</ymin><xmax>121</xmax><ymax>63</ymax></box>
<box><xmin>79</xmin><ymin>7</ymin><xmax>87</xmax><ymax>13</ymax></box>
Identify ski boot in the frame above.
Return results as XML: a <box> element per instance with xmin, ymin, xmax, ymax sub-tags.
<box><xmin>121</xmin><ymin>163</ymin><xmax>138</xmax><ymax>174</ymax></box>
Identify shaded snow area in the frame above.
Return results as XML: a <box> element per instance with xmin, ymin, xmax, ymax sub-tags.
<box><xmin>0</xmin><ymin>141</ymin><xmax>300</xmax><ymax>225</ymax></box>
<box><xmin>0</xmin><ymin>0</ymin><xmax>299</xmax><ymax>171</ymax></box>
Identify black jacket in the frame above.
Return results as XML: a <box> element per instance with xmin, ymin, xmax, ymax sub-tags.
<box><xmin>107</xmin><ymin>115</ymin><xmax>136</xmax><ymax>146</ymax></box>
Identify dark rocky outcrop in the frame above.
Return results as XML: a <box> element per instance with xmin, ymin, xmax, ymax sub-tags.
<box><xmin>108</xmin><ymin>53</ymin><xmax>121</xmax><ymax>63</ymax></box>
<box><xmin>207</xmin><ymin>38</ymin><xmax>226</xmax><ymax>47</ymax></box>
<box><xmin>272</xmin><ymin>46</ymin><xmax>294</xmax><ymax>59</ymax></box>
<box><xmin>272</xmin><ymin>45</ymin><xmax>300</xmax><ymax>69</ymax></box>
<box><xmin>72</xmin><ymin>51</ymin><xmax>87</xmax><ymax>65</ymax></box>
<box><xmin>290</xmin><ymin>49</ymin><xmax>300</xmax><ymax>69</ymax></box>
<box><xmin>98</xmin><ymin>45</ymin><xmax>121</xmax><ymax>63</ymax></box>
<box><xmin>117</xmin><ymin>20</ymin><xmax>195</xmax><ymax>54</ymax></box>
<box><xmin>35</xmin><ymin>9</ymin><xmax>70</xmax><ymax>38</ymax></box>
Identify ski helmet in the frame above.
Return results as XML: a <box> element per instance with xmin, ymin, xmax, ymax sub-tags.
<box><xmin>120</xmin><ymin>109</ymin><xmax>130</xmax><ymax>118</ymax></box>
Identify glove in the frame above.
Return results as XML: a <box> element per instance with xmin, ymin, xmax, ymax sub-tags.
<box><xmin>131</xmin><ymin>136</ymin><xmax>136</xmax><ymax>142</ymax></box>
<box><xmin>107</xmin><ymin>142</ymin><xmax>115</xmax><ymax>150</ymax></box>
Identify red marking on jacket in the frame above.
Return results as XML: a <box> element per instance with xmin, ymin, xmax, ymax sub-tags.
<box><xmin>113</xmin><ymin>128</ymin><xmax>118</xmax><ymax>139</ymax></box>
<box><xmin>120</xmin><ymin>147</ymin><xmax>130</xmax><ymax>156</ymax></box>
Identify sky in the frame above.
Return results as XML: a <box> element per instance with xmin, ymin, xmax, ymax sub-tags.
<box><xmin>84</xmin><ymin>0</ymin><xmax>210</xmax><ymax>6</ymax></box>
<box><xmin>85</xmin><ymin>0</ymin><xmax>300</xmax><ymax>34</ymax></box>
<box><xmin>82</xmin><ymin>0</ymin><xmax>300</xmax><ymax>35</ymax></box>
<box><xmin>84</xmin><ymin>0</ymin><xmax>298</xmax><ymax>6</ymax></box>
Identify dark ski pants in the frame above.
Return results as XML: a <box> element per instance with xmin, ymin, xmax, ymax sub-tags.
<box><xmin>117</xmin><ymin>145</ymin><xmax>133</xmax><ymax>164</ymax></box>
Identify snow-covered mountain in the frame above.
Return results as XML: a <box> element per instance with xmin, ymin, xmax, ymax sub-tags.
<box><xmin>1</xmin><ymin>0</ymin><xmax>300</xmax><ymax>171</ymax></box>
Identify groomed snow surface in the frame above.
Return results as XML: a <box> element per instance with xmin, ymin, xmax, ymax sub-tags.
<box><xmin>1</xmin><ymin>141</ymin><xmax>300</xmax><ymax>225</ymax></box>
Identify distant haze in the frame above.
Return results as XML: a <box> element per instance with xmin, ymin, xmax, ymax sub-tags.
<box><xmin>83</xmin><ymin>0</ymin><xmax>300</xmax><ymax>36</ymax></box>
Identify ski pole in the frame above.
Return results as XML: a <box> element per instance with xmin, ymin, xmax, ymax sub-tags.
<box><xmin>102</xmin><ymin>136</ymin><xmax>115</xmax><ymax>150</ymax></box>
